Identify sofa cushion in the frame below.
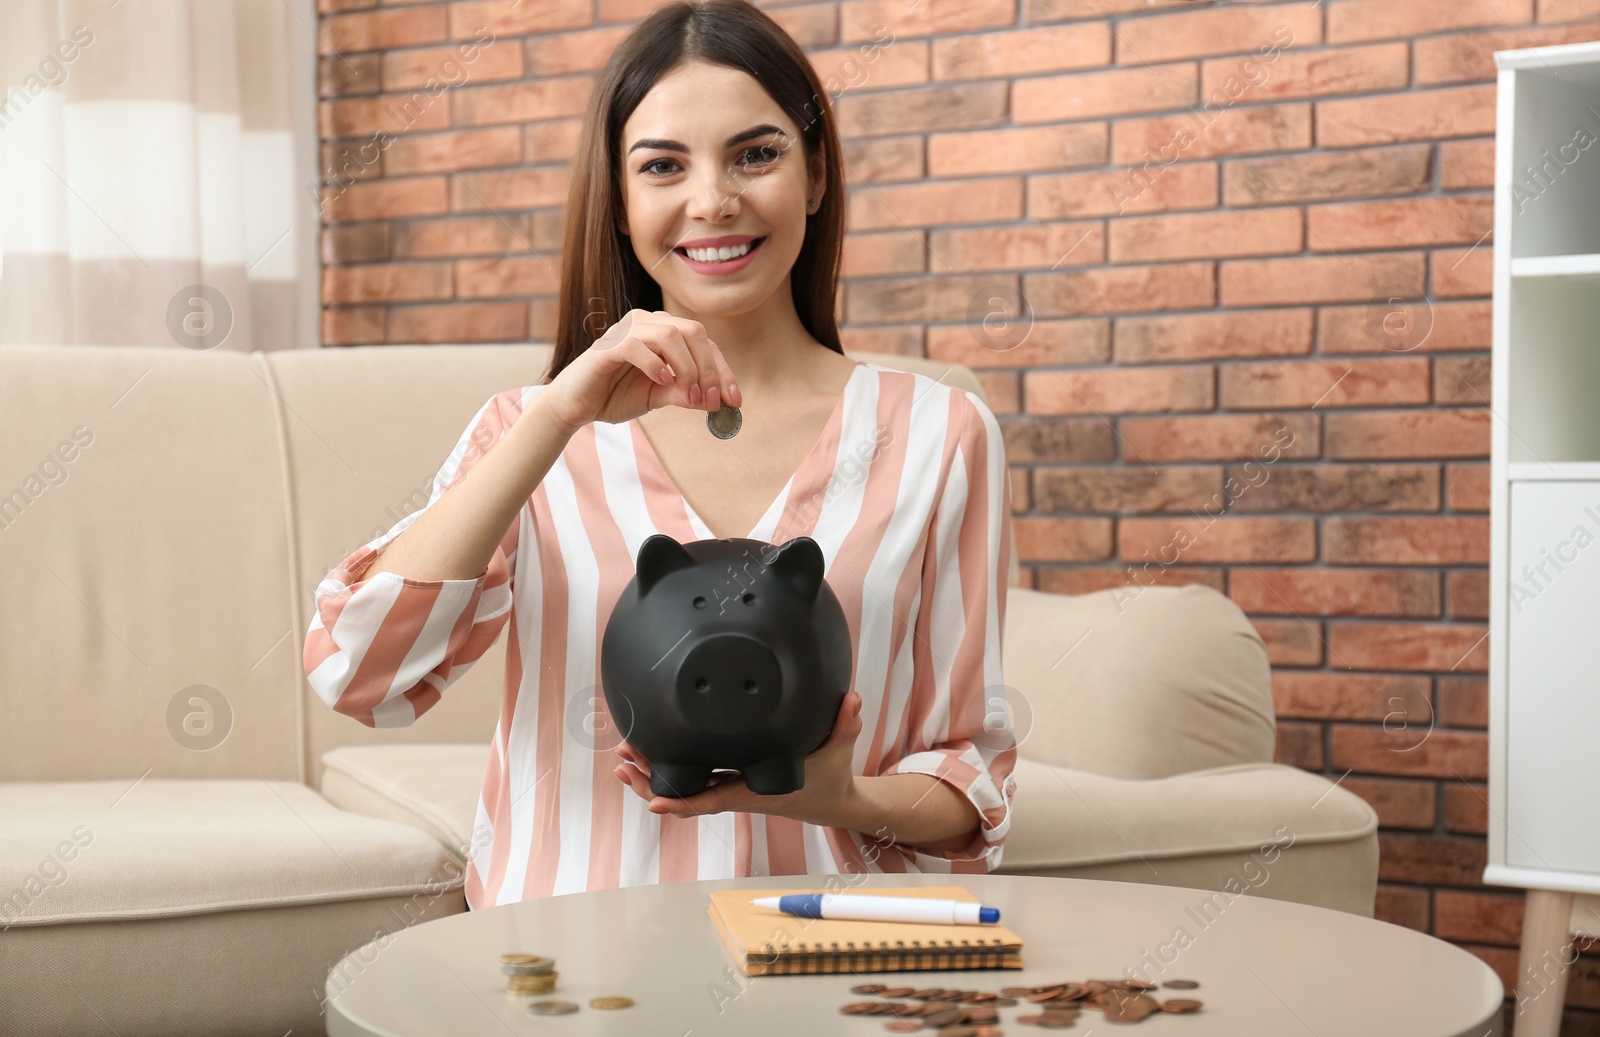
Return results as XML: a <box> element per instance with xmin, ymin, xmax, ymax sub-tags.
<box><xmin>0</xmin><ymin>779</ymin><xmax>463</xmax><ymax>925</ymax></box>
<box><xmin>320</xmin><ymin>744</ymin><xmax>488</xmax><ymax>862</ymax></box>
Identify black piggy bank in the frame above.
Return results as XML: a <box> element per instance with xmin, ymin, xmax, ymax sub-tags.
<box><xmin>599</xmin><ymin>533</ymin><xmax>853</xmax><ymax>799</ymax></box>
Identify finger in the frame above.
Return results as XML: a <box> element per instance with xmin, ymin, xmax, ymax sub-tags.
<box><xmin>650</xmin><ymin>312</ymin><xmax>733</xmax><ymax>410</ymax></box>
<box><xmin>642</xmin><ymin>313</ymin><xmax>706</xmax><ymax>408</ymax></box>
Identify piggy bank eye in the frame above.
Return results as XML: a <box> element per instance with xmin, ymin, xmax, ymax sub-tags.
<box><xmin>693</xmin><ymin>596</ymin><xmax>707</xmax><ymax>609</ymax></box>
<box><xmin>742</xmin><ymin>592</ymin><xmax>755</xmax><ymax>606</ymax></box>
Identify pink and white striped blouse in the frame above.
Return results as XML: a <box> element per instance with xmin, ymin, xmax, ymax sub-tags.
<box><xmin>303</xmin><ymin>360</ymin><xmax>1018</xmax><ymax>907</ymax></box>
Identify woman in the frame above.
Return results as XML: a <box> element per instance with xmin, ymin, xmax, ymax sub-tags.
<box><xmin>303</xmin><ymin>0</ymin><xmax>1017</xmax><ymax>908</ymax></box>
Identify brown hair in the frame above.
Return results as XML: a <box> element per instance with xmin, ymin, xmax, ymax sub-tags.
<box><xmin>542</xmin><ymin>0</ymin><xmax>846</xmax><ymax>384</ymax></box>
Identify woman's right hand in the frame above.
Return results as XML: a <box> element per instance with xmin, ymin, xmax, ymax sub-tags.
<box><xmin>542</xmin><ymin>309</ymin><xmax>742</xmax><ymax>435</ymax></box>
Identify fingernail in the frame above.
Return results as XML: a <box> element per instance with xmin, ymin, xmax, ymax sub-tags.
<box><xmin>727</xmin><ymin>381</ymin><xmax>738</xmax><ymax>403</ymax></box>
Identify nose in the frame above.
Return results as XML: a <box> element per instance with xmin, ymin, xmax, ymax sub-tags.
<box><xmin>676</xmin><ymin>634</ymin><xmax>782</xmax><ymax>734</ymax></box>
<box><xmin>684</xmin><ymin>162</ymin><xmax>745</xmax><ymax>223</ymax></box>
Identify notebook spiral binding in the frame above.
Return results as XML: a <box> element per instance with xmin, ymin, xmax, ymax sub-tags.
<box><xmin>751</xmin><ymin>937</ymin><xmax>1010</xmax><ymax>974</ymax></box>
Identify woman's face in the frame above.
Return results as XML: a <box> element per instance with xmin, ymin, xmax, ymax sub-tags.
<box><xmin>618</xmin><ymin>59</ymin><xmax>823</xmax><ymax>316</ymax></box>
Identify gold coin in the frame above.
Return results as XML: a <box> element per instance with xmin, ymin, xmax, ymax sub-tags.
<box><xmin>1163</xmin><ymin>979</ymin><xmax>1200</xmax><ymax>989</ymax></box>
<box><xmin>528</xmin><ymin>1000</ymin><xmax>580</xmax><ymax>1015</ymax></box>
<box><xmin>1161</xmin><ymin>998</ymin><xmax>1204</xmax><ymax>1012</ymax></box>
<box><xmin>589</xmin><ymin>996</ymin><xmax>634</xmax><ymax>1010</ymax></box>
<box><xmin>499</xmin><ymin>952</ymin><xmax>550</xmax><ymax>966</ymax></box>
<box><xmin>707</xmin><ymin>403</ymin><xmax>741</xmax><ymax>439</ymax></box>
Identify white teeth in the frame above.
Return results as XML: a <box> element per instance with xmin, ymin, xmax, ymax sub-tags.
<box><xmin>684</xmin><ymin>240</ymin><xmax>755</xmax><ymax>262</ymax></box>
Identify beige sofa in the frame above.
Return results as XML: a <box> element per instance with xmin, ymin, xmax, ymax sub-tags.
<box><xmin>0</xmin><ymin>343</ymin><xmax>1378</xmax><ymax>1037</ymax></box>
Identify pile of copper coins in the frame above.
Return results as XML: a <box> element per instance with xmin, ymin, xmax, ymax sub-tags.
<box><xmin>499</xmin><ymin>951</ymin><xmax>636</xmax><ymax>1016</ymax></box>
<box><xmin>840</xmin><ymin>978</ymin><xmax>1203</xmax><ymax>1031</ymax></box>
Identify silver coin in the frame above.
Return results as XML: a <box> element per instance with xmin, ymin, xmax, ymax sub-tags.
<box><xmin>707</xmin><ymin>403</ymin><xmax>741</xmax><ymax>439</ymax></box>
<box><xmin>528</xmin><ymin>999</ymin><xmax>580</xmax><ymax>1015</ymax></box>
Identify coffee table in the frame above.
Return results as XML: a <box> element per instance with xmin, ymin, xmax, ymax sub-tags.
<box><xmin>324</xmin><ymin>873</ymin><xmax>1505</xmax><ymax>1036</ymax></box>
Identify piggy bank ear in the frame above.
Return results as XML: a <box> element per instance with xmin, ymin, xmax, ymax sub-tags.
<box><xmin>637</xmin><ymin>533</ymin><xmax>696</xmax><ymax>597</ymax></box>
<box><xmin>766</xmin><ymin>536</ymin><xmax>824</xmax><ymax>603</ymax></box>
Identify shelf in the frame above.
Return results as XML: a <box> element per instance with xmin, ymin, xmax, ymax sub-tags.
<box><xmin>1511</xmin><ymin>253</ymin><xmax>1600</xmax><ymax>279</ymax></box>
<box><xmin>1509</xmin><ymin>462</ymin><xmax>1600</xmax><ymax>481</ymax></box>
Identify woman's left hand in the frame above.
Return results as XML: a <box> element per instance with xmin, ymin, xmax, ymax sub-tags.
<box><xmin>612</xmin><ymin>690</ymin><xmax>863</xmax><ymax>827</ymax></box>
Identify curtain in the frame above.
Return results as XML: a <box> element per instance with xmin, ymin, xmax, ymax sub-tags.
<box><xmin>0</xmin><ymin>0</ymin><xmax>309</xmax><ymax>350</ymax></box>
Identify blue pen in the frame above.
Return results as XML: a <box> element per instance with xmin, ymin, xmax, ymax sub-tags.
<box><xmin>751</xmin><ymin>893</ymin><xmax>1000</xmax><ymax>925</ymax></box>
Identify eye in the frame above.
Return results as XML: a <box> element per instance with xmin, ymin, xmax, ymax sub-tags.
<box><xmin>636</xmin><ymin>144</ymin><xmax>783</xmax><ymax>179</ymax></box>
<box><xmin>740</xmin><ymin>145</ymin><xmax>781</xmax><ymax>167</ymax></box>
<box><xmin>639</xmin><ymin>157</ymin><xmax>678</xmax><ymax>177</ymax></box>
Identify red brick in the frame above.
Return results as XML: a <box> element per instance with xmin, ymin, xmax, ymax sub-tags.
<box><xmin>1326</xmin><ymin>408</ymin><xmax>1491</xmax><ymax>460</ymax></box>
<box><xmin>390</xmin><ymin>215</ymin><xmax>533</xmax><ymax>258</ymax></box>
<box><xmin>851</xmin><ymin>178</ymin><xmax>1023</xmax><ymax>230</ymax></box>
<box><xmin>927</xmin><ymin>319</ymin><xmax>1111</xmax><ymax>369</ymax></box>
<box><xmin>1272</xmin><ymin>671</ymin><xmax>1433</xmax><ymax>721</ymax></box>
<box><xmin>1275</xmin><ymin>720</ymin><xmax>1324</xmax><ymax>769</ymax></box>
<box><xmin>1118</xmin><ymin>516</ymin><xmax>1316</xmax><ymax>564</ymax></box>
<box><xmin>323</xmin><ymin>261</ymin><xmax>452</xmax><ymax>304</ymax></box>
<box><xmin>447</xmin><ymin>0</ymin><xmax>591</xmax><ymax>38</ymax></box>
<box><xmin>1115</xmin><ymin>309</ymin><xmax>1313</xmax><ymax>363</ymax></box>
<box><xmin>848</xmin><ymin>274</ymin><xmax>1019</xmax><ymax>324</ymax></box>
<box><xmin>452</xmin><ymin>76</ymin><xmax>593</xmax><ymax>126</ymax></box>
<box><xmin>1108</xmin><ymin>207</ymin><xmax>1303</xmax><ymax>262</ymax></box>
<box><xmin>841</xmin><ymin>0</ymin><xmax>1016</xmax><ymax>42</ymax></box>
<box><xmin>1444</xmin><ymin>782</ymin><xmax>1489</xmax><ymax>835</ymax></box>
<box><xmin>1436</xmin><ymin>889</ymin><xmax>1526</xmax><ymax>945</ymax></box>
<box><xmin>1202</xmin><ymin>42</ymin><xmax>1408</xmax><ymax>102</ymax></box>
<box><xmin>1223</xmin><ymin>145</ymin><xmax>1433</xmax><ymax>206</ymax></box>
<box><xmin>382</xmin><ymin>127</ymin><xmax>521</xmax><ymax>176</ymax></box>
<box><xmin>387</xmin><ymin>302</ymin><xmax>529</xmax><ymax>343</ymax></box>
<box><xmin>1378</xmin><ymin>832</ymin><xmax>1487</xmax><ymax>887</ymax></box>
<box><xmin>810</xmin><ymin>40</ymin><xmax>930</xmax><ymax>92</ymax></box>
<box><xmin>1433</xmin><ymin>246</ymin><xmax>1493</xmax><ymax>298</ymax></box>
<box><xmin>1116</xmin><ymin>3</ymin><xmax>1323</xmax><ymax>63</ymax></box>
<box><xmin>1328</xmin><ymin>0</ymin><xmax>1534</xmax><ymax>43</ymax></box>
<box><xmin>1228</xmin><ymin>462</ymin><xmax>1440</xmax><ymax>513</ymax></box>
<box><xmin>321</xmin><ymin>92</ymin><xmax>452</xmax><ymax>137</ymax></box>
<box><xmin>840</xmin><ymin>325</ymin><xmax>922</xmax><ymax>357</ymax></box>
<box><xmin>837</xmin><ymin>82</ymin><xmax>1008</xmax><ymax>138</ymax></box>
<box><xmin>1220</xmin><ymin>358</ymin><xmax>1432</xmax><ymax>409</ymax></box>
<box><xmin>449</xmin><ymin>167</ymin><xmax>570</xmax><ymax>211</ymax></box>
<box><xmin>766</xmin><ymin>3</ymin><xmax>838</xmax><ymax>48</ymax></box>
<box><xmin>1113</xmin><ymin>103</ymin><xmax>1313</xmax><ymax>164</ymax></box>
<box><xmin>321</xmin><ymin>223</ymin><xmax>389</xmax><ymax>264</ymax></box>
<box><xmin>932</xmin><ymin>23</ymin><xmax>1111</xmax><ymax>80</ymax></box>
<box><xmin>323</xmin><ymin>306</ymin><xmax>385</xmax><ymax>345</ymax></box>
<box><xmin>1310</xmin><ymin>196</ymin><xmax>1494</xmax><ymax>251</ymax></box>
<box><xmin>842</xmin><ymin>137</ymin><xmax>925</xmax><ymax>184</ymax></box>
<box><xmin>594</xmin><ymin>0</ymin><xmax>679</xmax><ymax>22</ymax></box>
<box><xmin>976</xmin><ymin>371</ymin><xmax>1021</xmax><ymax>415</ymax></box>
<box><xmin>1318</xmin><ymin>85</ymin><xmax>1497</xmax><ymax>146</ymax></box>
<box><xmin>843</xmin><ymin>231</ymin><xmax>926</xmax><ymax>278</ymax></box>
<box><xmin>1440</xmin><ymin>677</ymin><xmax>1487</xmax><ymax>728</ymax></box>
<box><xmin>1331</xmin><ymin>724</ymin><xmax>1488</xmax><ymax>779</ymax></box>
<box><xmin>1013</xmin><ymin>517</ymin><xmax>1114</xmax><ymax>562</ymax></box>
<box><xmin>523</xmin><ymin>119</ymin><xmax>584</xmax><ymax>165</ymax></box>
<box><xmin>1025</xmin><ymin>0</ymin><xmax>1192</xmax><ymax>18</ymax></box>
<box><xmin>1345</xmin><ymin>777</ymin><xmax>1438</xmax><ymax>830</ymax></box>
<box><xmin>321</xmin><ymin>177</ymin><xmax>450</xmax><ymax>222</ymax></box>
<box><xmin>323</xmin><ymin>7</ymin><xmax>447</xmax><ymax>54</ymax></box>
<box><xmin>1375</xmin><ymin>884</ymin><xmax>1432</xmax><ymax>931</ymax></box>
<box><xmin>1024</xmin><ymin>365</ymin><xmax>1214</xmax><ymax>415</ymax></box>
<box><xmin>1252</xmin><ymin>617</ymin><xmax>1324</xmax><ymax>666</ymax></box>
<box><xmin>930</xmin><ymin>124</ymin><xmax>1107</xmax><ymax>177</ymax></box>
<box><xmin>1037</xmin><ymin>565</ymin><xmax>1226</xmax><ymax>597</ymax></box>
<box><xmin>1542</xmin><ymin>0</ymin><xmax>1600</xmax><ymax>22</ymax></box>
<box><xmin>1024</xmin><ymin>262</ymin><xmax>1215</xmax><ymax>317</ymax></box>
<box><xmin>1417</xmin><ymin>20</ymin><xmax>1600</xmax><ymax>84</ymax></box>
<box><xmin>1033</xmin><ymin>466</ymin><xmax>1224</xmax><ymax>513</ymax></box>
<box><xmin>1435</xmin><ymin>357</ymin><xmax>1492</xmax><ymax>406</ymax></box>
<box><xmin>1440</xmin><ymin>139</ymin><xmax>1496</xmax><ymax>189</ymax></box>
<box><xmin>456</xmin><ymin>256</ymin><xmax>561</xmax><ymax>298</ymax></box>
<box><xmin>929</xmin><ymin>221</ymin><xmax>1105</xmax><ymax>272</ymax></box>
<box><xmin>1447</xmin><ymin>463</ymin><xmax>1490</xmax><ymax>512</ymax></box>
<box><xmin>1320</xmin><ymin>299</ymin><xmax>1491</xmax><ymax>355</ymax></box>
<box><xmin>1325</xmin><ymin>516</ymin><xmax>1489</xmax><ymax>564</ymax></box>
<box><xmin>1030</xmin><ymin>162</ymin><xmax>1218</xmax><ymax>219</ymax></box>
<box><xmin>1120</xmin><ymin>413</ymin><xmax>1318</xmax><ymax>462</ymax></box>
<box><xmin>1221</xmin><ymin>252</ymin><xmax>1426</xmax><ymax>307</ymax></box>
<box><xmin>1232</xmin><ymin>568</ymin><xmax>1441</xmax><ymax>617</ymax></box>
<box><xmin>381</xmin><ymin>40</ymin><xmax>524</xmax><ymax>91</ymax></box>
<box><xmin>1448</xmin><ymin>570</ymin><xmax>1489</xmax><ymax>620</ymax></box>
<box><xmin>1014</xmin><ymin>64</ymin><xmax>1198</xmax><ymax>124</ymax></box>
<box><xmin>1326</xmin><ymin>622</ymin><xmax>1489</xmax><ymax>673</ymax></box>
<box><xmin>321</xmin><ymin>53</ymin><xmax>379</xmax><ymax>97</ymax></box>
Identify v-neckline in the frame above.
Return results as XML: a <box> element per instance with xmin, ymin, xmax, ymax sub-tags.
<box><xmin>633</xmin><ymin>361</ymin><xmax>866</xmax><ymax>542</ymax></box>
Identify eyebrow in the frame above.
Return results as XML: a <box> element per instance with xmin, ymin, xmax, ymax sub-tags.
<box><xmin>627</xmin><ymin>124</ymin><xmax>788</xmax><ymax>155</ymax></box>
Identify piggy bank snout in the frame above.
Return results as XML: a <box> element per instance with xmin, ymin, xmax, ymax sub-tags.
<box><xmin>677</xmin><ymin>635</ymin><xmax>783</xmax><ymax>735</ymax></box>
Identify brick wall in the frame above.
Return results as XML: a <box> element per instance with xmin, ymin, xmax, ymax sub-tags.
<box><xmin>315</xmin><ymin>0</ymin><xmax>1600</xmax><ymax>1025</ymax></box>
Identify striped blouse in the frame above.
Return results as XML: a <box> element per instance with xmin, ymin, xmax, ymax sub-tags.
<box><xmin>303</xmin><ymin>360</ymin><xmax>1018</xmax><ymax>907</ymax></box>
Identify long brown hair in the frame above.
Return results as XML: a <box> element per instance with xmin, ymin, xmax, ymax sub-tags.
<box><xmin>543</xmin><ymin>0</ymin><xmax>845</xmax><ymax>384</ymax></box>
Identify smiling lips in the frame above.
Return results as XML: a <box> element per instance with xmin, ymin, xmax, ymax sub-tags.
<box><xmin>674</xmin><ymin>235</ymin><xmax>767</xmax><ymax>274</ymax></box>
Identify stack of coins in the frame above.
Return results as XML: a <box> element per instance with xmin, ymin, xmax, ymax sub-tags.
<box><xmin>500</xmin><ymin>953</ymin><xmax>557</xmax><ymax>997</ymax></box>
<box><xmin>841</xmin><ymin>978</ymin><xmax>1203</xmax><ymax>1030</ymax></box>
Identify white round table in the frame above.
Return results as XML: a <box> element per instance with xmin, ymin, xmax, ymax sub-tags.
<box><xmin>324</xmin><ymin>873</ymin><xmax>1505</xmax><ymax>1037</ymax></box>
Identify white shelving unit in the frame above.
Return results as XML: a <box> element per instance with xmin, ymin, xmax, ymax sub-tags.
<box><xmin>1487</xmin><ymin>38</ymin><xmax>1600</xmax><ymax>1037</ymax></box>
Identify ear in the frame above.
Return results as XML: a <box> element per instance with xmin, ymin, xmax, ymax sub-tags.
<box><xmin>766</xmin><ymin>536</ymin><xmax>824</xmax><ymax>603</ymax></box>
<box><xmin>807</xmin><ymin>144</ymin><xmax>826</xmax><ymax>212</ymax></box>
<box><xmin>636</xmin><ymin>534</ymin><xmax>694</xmax><ymax>596</ymax></box>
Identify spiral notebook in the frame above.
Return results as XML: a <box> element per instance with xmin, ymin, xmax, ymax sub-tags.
<box><xmin>707</xmin><ymin>886</ymin><xmax>1024</xmax><ymax>975</ymax></box>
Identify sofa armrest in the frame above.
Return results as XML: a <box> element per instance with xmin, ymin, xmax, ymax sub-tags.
<box><xmin>1003</xmin><ymin>584</ymin><xmax>1276</xmax><ymax>780</ymax></box>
